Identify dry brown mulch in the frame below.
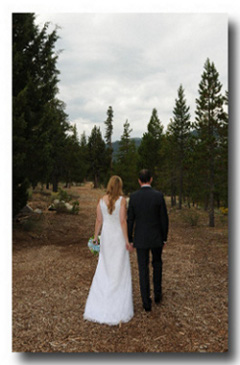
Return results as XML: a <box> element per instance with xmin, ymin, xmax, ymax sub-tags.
<box><xmin>12</xmin><ymin>183</ymin><xmax>228</xmax><ymax>352</ymax></box>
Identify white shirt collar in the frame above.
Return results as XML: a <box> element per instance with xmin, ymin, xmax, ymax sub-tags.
<box><xmin>141</xmin><ymin>184</ymin><xmax>151</xmax><ymax>188</ymax></box>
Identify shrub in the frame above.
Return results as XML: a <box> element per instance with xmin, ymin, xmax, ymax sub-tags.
<box><xmin>13</xmin><ymin>178</ymin><xmax>29</xmax><ymax>218</ymax></box>
<box><xmin>28</xmin><ymin>188</ymin><xmax>33</xmax><ymax>201</ymax></box>
<box><xmin>51</xmin><ymin>188</ymin><xmax>71</xmax><ymax>203</ymax></box>
<box><xmin>51</xmin><ymin>192</ymin><xmax>59</xmax><ymax>203</ymax></box>
<box><xmin>182</xmin><ymin>210</ymin><xmax>200</xmax><ymax>226</ymax></box>
<box><xmin>71</xmin><ymin>201</ymin><xmax>80</xmax><ymax>215</ymax></box>
<box><xmin>219</xmin><ymin>207</ymin><xmax>228</xmax><ymax>215</ymax></box>
<box><xmin>50</xmin><ymin>189</ymin><xmax>79</xmax><ymax>214</ymax></box>
<box><xmin>57</xmin><ymin>188</ymin><xmax>71</xmax><ymax>202</ymax></box>
<box><xmin>54</xmin><ymin>200</ymin><xmax>80</xmax><ymax>215</ymax></box>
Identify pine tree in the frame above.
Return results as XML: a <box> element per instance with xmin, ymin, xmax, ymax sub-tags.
<box><xmin>104</xmin><ymin>106</ymin><xmax>114</xmax><ymax>174</ymax></box>
<box><xmin>88</xmin><ymin>126</ymin><xmax>106</xmax><ymax>188</ymax></box>
<box><xmin>168</xmin><ymin>84</ymin><xmax>191</xmax><ymax>209</ymax></box>
<box><xmin>115</xmin><ymin>120</ymin><xmax>138</xmax><ymax>194</ymax></box>
<box><xmin>161</xmin><ymin>131</ymin><xmax>178</xmax><ymax>206</ymax></box>
<box><xmin>79</xmin><ymin>132</ymin><xmax>89</xmax><ymax>182</ymax></box>
<box><xmin>12</xmin><ymin>13</ymin><xmax>37</xmax><ymax>216</ymax></box>
<box><xmin>43</xmin><ymin>99</ymin><xmax>70</xmax><ymax>192</ymax></box>
<box><xmin>80</xmin><ymin>131</ymin><xmax>87</xmax><ymax>148</ymax></box>
<box><xmin>183</xmin><ymin>132</ymin><xmax>204</xmax><ymax>208</ymax></box>
<box><xmin>61</xmin><ymin>124</ymin><xmax>86</xmax><ymax>186</ymax></box>
<box><xmin>13</xmin><ymin>13</ymin><xmax>71</xmax><ymax>213</ymax></box>
<box><xmin>138</xmin><ymin>108</ymin><xmax>163</xmax><ymax>183</ymax></box>
<box><xmin>215</xmin><ymin>90</ymin><xmax>228</xmax><ymax>207</ymax></box>
<box><xmin>193</xmin><ymin>58</ymin><xmax>226</xmax><ymax>227</ymax></box>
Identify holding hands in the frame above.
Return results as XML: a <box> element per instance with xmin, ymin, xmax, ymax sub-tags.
<box><xmin>126</xmin><ymin>242</ymin><xmax>134</xmax><ymax>252</ymax></box>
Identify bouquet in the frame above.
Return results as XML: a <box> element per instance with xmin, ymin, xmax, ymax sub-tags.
<box><xmin>88</xmin><ymin>236</ymin><xmax>100</xmax><ymax>255</ymax></box>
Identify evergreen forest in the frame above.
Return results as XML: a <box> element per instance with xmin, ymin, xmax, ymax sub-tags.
<box><xmin>13</xmin><ymin>13</ymin><xmax>228</xmax><ymax>227</ymax></box>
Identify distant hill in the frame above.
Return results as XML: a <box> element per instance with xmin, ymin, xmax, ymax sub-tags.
<box><xmin>112</xmin><ymin>138</ymin><xmax>141</xmax><ymax>161</ymax></box>
<box><xmin>112</xmin><ymin>131</ymin><xmax>198</xmax><ymax>161</ymax></box>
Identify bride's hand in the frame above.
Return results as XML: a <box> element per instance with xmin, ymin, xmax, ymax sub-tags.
<box><xmin>126</xmin><ymin>242</ymin><xmax>134</xmax><ymax>252</ymax></box>
<box><xmin>93</xmin><ymin>237</ymin><xmax>99</xmax><ymax>245</ymax></box>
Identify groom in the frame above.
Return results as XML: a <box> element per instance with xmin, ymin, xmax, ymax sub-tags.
<box><xmin>127</xmin><ymin>169</ymin><xmax>169</xmax><ymax>312</ymax></box>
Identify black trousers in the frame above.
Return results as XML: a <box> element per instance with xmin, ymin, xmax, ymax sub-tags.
<box><xmin>136</xmin><ymin>246</ymin><xmax>163</xmax><ymax>308</ymax></box>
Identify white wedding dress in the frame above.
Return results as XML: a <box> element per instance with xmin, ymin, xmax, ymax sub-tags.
<box><xmin>83</xmin><ymin>196</ymin><xmax>134</xmax><ymax>325</ymax></box>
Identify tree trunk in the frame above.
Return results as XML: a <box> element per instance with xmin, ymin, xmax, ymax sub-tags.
<box><xmin>179</xmin><ymin>167</ymin><xmax>183</xmax><ymax>209</ymax></box>
<box><xmin>170</xmin><ymin>174</ymin><xmax>176</xmax><ymax>207</ymax></box>
<box><xmin>209</xmin><ymin>190</ymin><xmax>215</xmax><ymax>227</ymax></box>
<box><xmin>208</xmin><ymin>101</ymin><xmax>215</xmax><ymax>227</ymax></box>
<box><xmin>204</xmin><ymin>195</ymin><xmax>208</xmax><ymax>211</ymax></box>
<box><xmin>209</xmin><ymin>158</ymin><xmax>215</xmax><ymax>227</ymax></box>
<box><xmin>216</xmin><ymin>194</ymin><xmax>220</xmax><ymax>209</ymax></box>
<box><xmin>52</xmin><ymin>176</ymin><xmax>58</xmax><ymax>192</ymax></box>
<box><xmin>94</xmin><ymin>174</ymin><xmax>98</xmax><ymax>189</ymax></box>
<box><xmin>46</xmin><ymin>183</ymin><xmax>49</xmax><ymax>190</ymax></box>
<box><xmin>173</xmin><ymin>195</ymin><xmax>176</xmax><ymax>206</ymax></box>
<box><xmin>171</xmin><ymin>193</ymin><xmax>176</xmax><ymax>207</ymax></box>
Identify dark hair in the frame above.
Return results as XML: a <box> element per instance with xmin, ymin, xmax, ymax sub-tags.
<box><xmin>138</xmin><ymin>169</ymin><xmax>152</xmax><ymax>183</ymax></box>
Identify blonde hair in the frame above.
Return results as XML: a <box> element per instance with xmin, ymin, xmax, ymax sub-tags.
<box><xmin>106</xmin><ymin>175</ymin><xmax>123</xmax><ymax>214</ymax></box>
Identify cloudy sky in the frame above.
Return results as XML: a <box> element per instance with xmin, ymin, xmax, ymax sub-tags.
<box><xmin>36</xmin><ymin>13</ymin><xmax>228</xmax><ymax>141</ymax></box>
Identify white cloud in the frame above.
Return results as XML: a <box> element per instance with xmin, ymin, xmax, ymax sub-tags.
<box><xmin>36</xmin><ymin>13</ymin><xmax>228</xmax><ymax>141</ymax></box>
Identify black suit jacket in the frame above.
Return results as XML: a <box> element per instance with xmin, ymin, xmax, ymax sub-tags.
<box><xmin>127</xmin><ymin>187</ymin><xmax>169</xmax><ymax>248</ymax></box>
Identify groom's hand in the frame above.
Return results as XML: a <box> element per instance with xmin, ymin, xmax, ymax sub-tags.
<box><xmin>129</xmin><ymin>242</ymin><xmax>134</xmax><ymax>252</ymax></box>
<box><xmin>126</xmin><ymin>242</ymin><xmax>134</xmax><ymax>252</ymax></box>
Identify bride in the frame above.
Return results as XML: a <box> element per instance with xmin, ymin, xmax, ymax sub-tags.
<box><xmin>83</xmin><ymin>176</ymin><xmax>134</xmax><ymax>325</ymax></box>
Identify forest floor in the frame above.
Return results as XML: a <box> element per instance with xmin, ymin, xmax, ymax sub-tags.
<box><xmin>12</xmin><ymin>182</ymin><xmax>228</xmax><ymax>353</ymax></box>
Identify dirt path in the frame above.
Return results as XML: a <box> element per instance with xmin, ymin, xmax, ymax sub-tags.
<box><xmin>12</xmin><ymin>183</ymin><xmax>228</xmax><ymax>352</ymax></box>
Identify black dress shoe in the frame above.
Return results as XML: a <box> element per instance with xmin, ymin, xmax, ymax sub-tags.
<box><xmin>143</xmin><ymin>298</ymin><xmax>152</xmax><ymax>311</ymax></box>
<box><xmin>155</xmin><ymin>294</ymin><xmax>162</xmax><ymax>304</ymax></box>
<box><xmin>143</xmin><ymin>305</ymin><xmax>152</xmax><ymax>312</ymax></box>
